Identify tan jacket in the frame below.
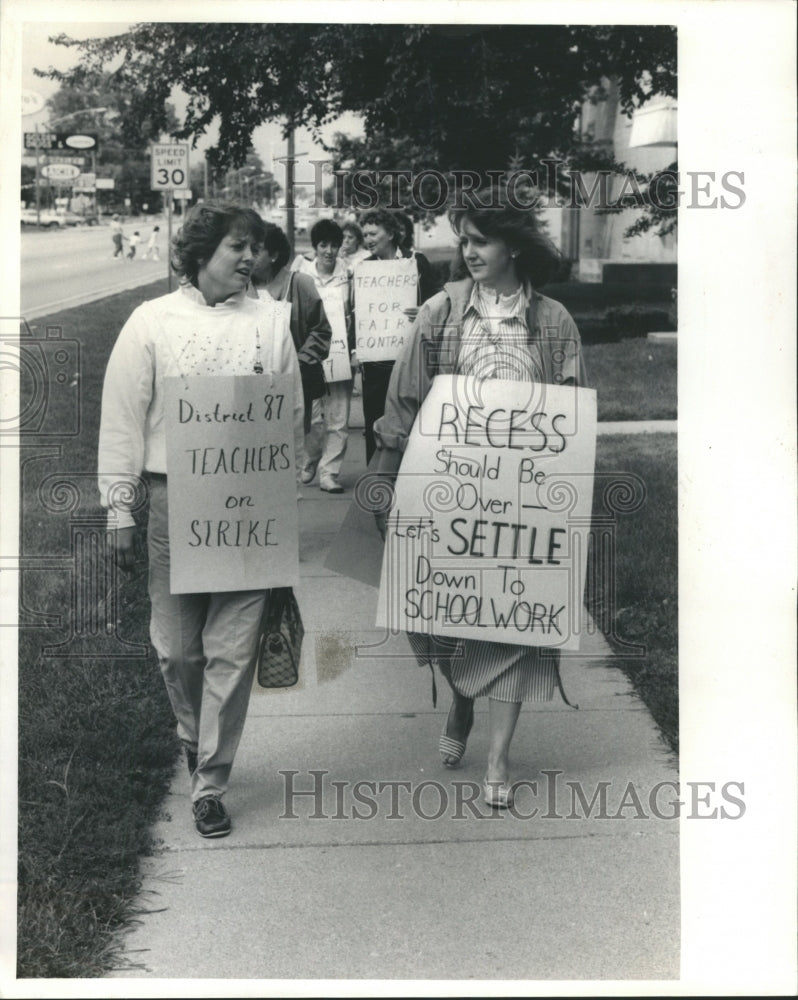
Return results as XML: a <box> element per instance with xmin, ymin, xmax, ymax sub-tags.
<box><xmin>372</xmin><ymin>277</ymin><xmax>587</xmax><ymax>476</ymax></box>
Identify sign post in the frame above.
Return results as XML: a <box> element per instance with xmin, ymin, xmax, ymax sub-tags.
<box><xmin>150</xmin><ymin>143</ymin><xmax>191</xmax><ymax>292</ymax></box>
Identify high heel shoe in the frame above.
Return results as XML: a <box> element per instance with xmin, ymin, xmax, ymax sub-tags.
<box><xmin>482</xmin><ymin>777</ymin><xmax>515</xmax><ymax>809</ymax></box>
<box><xmin>438</xmin><ymin>701</ymin><xmax>475</xmax><ymax>768</ymax></box>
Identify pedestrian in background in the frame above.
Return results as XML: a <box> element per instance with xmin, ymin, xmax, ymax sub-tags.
<box><xmin>98</xmin><ymin>201</ymin><xmax>303</xmax><ymax>838</ymax></box>
<box><xmin>143</xmin><ymin>225</ymin><xmax>161</xmax><ymax>260</ymax></box>
<box><xmin>372</xmin><ymin>183</ymin><xmax>587</xmax><ymax>809</ymax></box>
<box><xmin>110</xmin><ymin>214</ymin><xmax>124</xmax><ymax>258</ymax></box>
<box><xmin>293</xmin><ymin>218</ymin><xmax>356</xmax><ymax>493</ymax></box>
<box><xmin>127</xmin><ymin>231</ymin><xmax>141</xmax><ymax>260</ymax></box>
<box><xmin>357</xmin><ymin>208</ymin><xmax>440</xmax><ymax>464</ymax></box>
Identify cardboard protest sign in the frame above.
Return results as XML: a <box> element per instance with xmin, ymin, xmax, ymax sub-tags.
<box><xmin>376</xmin><ymin>375</ymin><xmax>597</xmax><ymax>650</ymax></box>
<box><xmin>353</xmin><ymin>258</ymin><xmax>418</xmax><ymax>362</ymax></box>
<box><xmin>164</xmin><ymin>374</ymin><xmax>299</xmax><ymax>594</ymax></box>
<box><xmin>318</xmin><ymin>291</ymin><xmax>351</xmax><ymax>383</ymax></box>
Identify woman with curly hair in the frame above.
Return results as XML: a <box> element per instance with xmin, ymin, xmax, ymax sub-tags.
<box><xmin>98</xmin><ymin>201</ymin><xmax>303</xmax><ymax>838</ymax></box>
<box><xmin>372</xmin><ymin>184</ymin><xmax>587</xmax><ymax>808</ymax></box>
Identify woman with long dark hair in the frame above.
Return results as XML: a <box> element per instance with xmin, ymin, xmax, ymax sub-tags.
<box><xmin>372</xmin><ymin>185</ymin><xmax>586</xmax><ymax>807</ymax></box>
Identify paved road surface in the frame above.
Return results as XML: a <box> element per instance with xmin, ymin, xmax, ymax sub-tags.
<box><xmin>20</xmin><ymin>216</ymin><xmax>458</xmax><ymax>321</ymax></box>
<box><xmin>21</xmin><ymin>224</ymin><xmax>170</xmax><ymax>320</ymax></box>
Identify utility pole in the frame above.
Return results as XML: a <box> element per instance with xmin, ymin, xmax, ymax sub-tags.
<box><xmin>34</xmin><ymin>123</ymin><xmax>42</xmax><ymax>226</ymax></box>
<box><xmin>91</xmin><ymin>145</ymin><xmax>97</xmax><ymax>217</ymax></box>
<box><xmin>286</xmin><ymin>127</ymin><xmax>295</xmax><ymax>258</ymax></box>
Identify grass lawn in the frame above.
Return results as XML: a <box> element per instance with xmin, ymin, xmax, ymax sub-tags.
<box><xmin>17</xmin><ymin>280</ymin><xmax>177</xmax><ymax>977</ymax></box>
<box><xmin>16</xmin><ymin>279</ymin><xmax>677</xmax><ymax>976</ymax></box>
<box><xmin>584</xmin><ymin>339</ymin><xmax>676</xmax><ymax>421</ymax></box>
<box><xmin>589</xmin><ymin>433</ymin><xmax>678</xmax><ymax>752</ymax></box>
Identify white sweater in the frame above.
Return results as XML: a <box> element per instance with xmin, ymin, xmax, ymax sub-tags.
<box><xmin>98</xmin><ymin>284</ymin><xmax>304</xmax><ymax>528</ymax></box>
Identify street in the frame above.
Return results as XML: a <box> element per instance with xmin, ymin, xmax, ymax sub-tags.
<box><xmin>21</xmin><ymin>222</ymin><xmax>169</xmax><ymax>319</ymax></box>
<box><xmin>20</xmin><ymin>215</ymin><xmax>456</xmax><ymax>322</ymax></box>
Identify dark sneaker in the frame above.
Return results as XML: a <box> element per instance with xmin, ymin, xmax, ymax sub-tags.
<box><xmin>193</xmin><ymin>795</ymin><xmax>231</xmax><ymax>838</ymax></box>
<box><xmin>299</xmin><ymin>460</ymin><xmax>318</xmax><ymax>485</ymax></box>
<box><xmin>183</xmin><ymin>743</ymin><xmax>198</xmax><ymax>775</ymax></box>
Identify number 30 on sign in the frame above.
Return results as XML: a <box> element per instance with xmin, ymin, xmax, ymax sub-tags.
<box><xmin>150</xmin><ymin>143</ymin><xmax>190</xmax><ymax>190</ymax></box>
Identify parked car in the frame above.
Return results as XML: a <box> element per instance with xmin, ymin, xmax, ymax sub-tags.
<box><xmin>21</xmin><ymin>208</ymin><xmax>99</xmax><ymax>228</ymax></box>
<box><xmin>21</xmin><ymin>208</ymin><xmax>65</xmax><ymax>228</ymax></box>
<box><xmin>55</xmin><ymin>210</ymin><xmax>87</xmax><ymax>227</ymax></box>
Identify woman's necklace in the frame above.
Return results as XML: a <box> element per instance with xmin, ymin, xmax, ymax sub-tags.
<box><xmin>253</xmin><ymin>327</ymin><xmax>263</xmax><ymax>374</ymax></box>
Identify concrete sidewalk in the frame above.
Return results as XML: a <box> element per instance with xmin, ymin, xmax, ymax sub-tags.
<box><xmin>111</xmin><ymin>406</ymin><xmax>679</xmax><ymax>982</ymax></box>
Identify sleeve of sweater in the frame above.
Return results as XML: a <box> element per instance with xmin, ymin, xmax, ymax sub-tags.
<box><xmin>97</xmin><ymin>305</ymin><xmax>155</xmax><ymax>529</ymax></box>
<box><xmin>292</xmin><ymin>272</ymin><xmax>332</xmax><ymax>365</ymax></box>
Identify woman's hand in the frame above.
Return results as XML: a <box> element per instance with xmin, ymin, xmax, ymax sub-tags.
<box><xmin>403</xmin><ymin>307</ymin><xmax>419</xmax><ymax>322</ymax></box>
<box><xmin>111</xmin><ymin>526</ymin><xmax>138</xmax><ymax>573</ymax></box>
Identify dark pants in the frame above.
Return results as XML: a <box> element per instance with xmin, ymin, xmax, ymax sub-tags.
<box><xmin>361</xmin><ymin>361</ymin><xmax>395</xmax><ymax>464</ymax></box>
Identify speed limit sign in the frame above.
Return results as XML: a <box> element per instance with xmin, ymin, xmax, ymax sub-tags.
<box><xmin>150</xmin><ymin>143</ymin><xmax>190</xmax><ymax>190</ymax></box>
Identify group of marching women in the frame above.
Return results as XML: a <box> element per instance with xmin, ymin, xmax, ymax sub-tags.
<box><xmin>98</xmin><ymin>185</ymin><xmax>587</xmax><ymax>838</ymax></box>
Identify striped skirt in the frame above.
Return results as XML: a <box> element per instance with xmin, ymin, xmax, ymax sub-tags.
<box><xmin>408</xmin><ymin>633</ymin><xmax>559</xmax><ymax>703</ymax></box>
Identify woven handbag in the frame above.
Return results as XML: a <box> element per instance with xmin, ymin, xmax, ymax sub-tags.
<box><xmin>256</xmin><ymin>588</ymin><xmax>304</xmax><ymax>688</ymax></box>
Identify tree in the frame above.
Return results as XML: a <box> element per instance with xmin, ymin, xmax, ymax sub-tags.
<box><xmin>39</xmin><ymin>24</ymin><xmax>676</xmax><ymax>227</ymax></box>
